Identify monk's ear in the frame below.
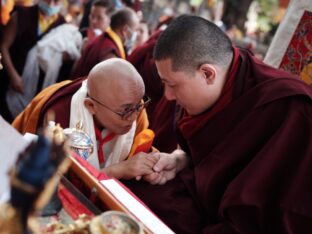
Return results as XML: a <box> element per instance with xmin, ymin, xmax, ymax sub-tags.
<box><xmin>198</xmin><ymin>63</ymin><xmax>217</xmax><ymax>85</ymax></box>
<box><xmin>84</xmin><ymin>98</ymin><xmax>96</xmax><ymax>114</ymax></box>
<box><xmin>121</xmin><ymin>25</ymin><xmax>129</xmax><ymax>41</ymax></box>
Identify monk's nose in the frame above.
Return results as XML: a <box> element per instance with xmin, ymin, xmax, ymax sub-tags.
<box><xmin>164</xmin><ymin>86</ymin><xmax>176</xmax><ymax>101</ymax></box>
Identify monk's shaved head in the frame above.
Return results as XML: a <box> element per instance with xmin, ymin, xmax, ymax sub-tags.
<box><xmin>154</xmin><ymin>15</ymin><xmax>233</xmax><ymax>72</ymax></box>
<box><xmin>87</xmin><ymin>58</ymin><xmax>144</xmax><ymax>100</ymax></box>
<box><xmin>84</xmin><ymin>58</ymin><xmax>145</xmax><ymax>133</ymax></box>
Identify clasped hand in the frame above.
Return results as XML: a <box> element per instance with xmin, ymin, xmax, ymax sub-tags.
<box><xmin>108</xmin><ymin>149</ymin><xmax>188</xmax><ymax>185</ymax></box>
<box><xmin>141</xmin><ymin>149</ymin><xmax>189</xmax><ymax>185</ymax></box>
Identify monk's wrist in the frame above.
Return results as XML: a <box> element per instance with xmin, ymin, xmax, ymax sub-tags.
<box><xmin>172</xmin><ymin>149</ymin><xmax>189</xmax><ymax>172</ymax></box>
<box><xmin>103</xmin><ymin>163</ymin><xmax>124</xmax><ymax>179</ymax></box>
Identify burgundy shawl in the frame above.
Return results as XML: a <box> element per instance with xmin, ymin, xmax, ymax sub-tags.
<box><xmin>181</xmin><ymin>48</ymin><xmax>312</xmax><ymax>233</ymax></box>
<box><xmin>38</xmin><ymin>77</ymin><xmax>86</xmax><ymax>128</ymax></box>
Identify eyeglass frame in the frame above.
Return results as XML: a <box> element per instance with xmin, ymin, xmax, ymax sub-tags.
<box><xmin>87</xmin><ymin>94</ymin><xmax>151</xmax><ymax>120</ymax></box>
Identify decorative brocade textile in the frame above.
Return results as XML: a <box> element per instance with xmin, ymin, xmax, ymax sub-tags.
<box><xmin>264</xmin><ymin>0</ymin><xmax>312</xmax><ymax>85</ymax></box>
<box><xmin>279</xmin><ymin>11</ymin><xmax>312</xmax><ymax>84</ymax></box>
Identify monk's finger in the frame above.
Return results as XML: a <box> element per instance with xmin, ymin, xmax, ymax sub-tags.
<box><xmin>153</xmin><ymin>157</ymin><xmax>170</xmax><ymax>172</ymax></box>
<box><xmin>144</xmin><ymin>172</ymin><xmax>160</xmax><ymax>184</ymax></box>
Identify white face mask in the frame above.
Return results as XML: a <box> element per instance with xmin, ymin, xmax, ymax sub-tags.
<box><xmin>125</xmin><ymin>27</ymin><xmax>137</xmax><ymax>52</ymax></box>
<box><xmin>38</xmin><ymin>0</ymin><xmax>60</xmax><ymax>16</ymax></box>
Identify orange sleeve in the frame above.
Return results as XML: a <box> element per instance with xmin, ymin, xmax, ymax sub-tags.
<box><xmin>128</xmin><ymin>109</ymin><xmax>155</xmax><ymax>157</ymax></box>
<box><xmin>12</xmin><ymin>80</ymin><xmax>72</xmax><ymax>134</ymax></box>
<box><xmin>134</xmin><ymin>108</ymin><xmax>149</xmax><ymax>136</ymax></box>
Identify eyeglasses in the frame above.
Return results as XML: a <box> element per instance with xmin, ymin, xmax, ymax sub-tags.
<box><xmin>88</xmin><ymin>94</ymin><xmax>151</xmax><ymax>120</ymax></box>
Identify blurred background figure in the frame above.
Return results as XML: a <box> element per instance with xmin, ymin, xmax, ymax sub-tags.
<box><xmin>79</xmin><ymin>0</ymin><xmax>113</xmax><ymax>35</ymax></box>
<box><xmin>80</xmin><ymin>0</ymin><xmax>114</xmax><ymax>46</ymax></box>
<box><xmin>0</xmin><ymin>0</ymin><xmax>85</xmax><ymax>122</ymax></box>
<box><xmin>64</xmin><ymin>0</ymin><xmax>83</xmax><ymax>26</ymax></box>
<box><xmin>71</xmin><ymin>7</ymin><xmax>140</xmax><ymax>78</ymax></box>
<box><xmin>6</xmin><ymin>23</ymin><xmax>82</xmax><ymax>119</ymax></box>
<box><xmin>130</xmin><ymin>20</ymin><xmax>149</xmax><ymax>53</ymax></box>
<box><xmin>79</xmin><ymin>0</ymin><xmax>116</xmax><ymax>30</ymax></box>
<box><xmin>0</xmin><ymin>0</ymin><xmax>66</xmax><ymax>122</ymax></box>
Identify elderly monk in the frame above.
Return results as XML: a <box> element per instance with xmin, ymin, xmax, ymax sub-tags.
<box><xmin>13</xmin><ymin>58</ymin><xmax>157</xmax><ymax>180</ymax></box>
<box><xmin>71</xmin><ymin>7</ymin><xmax>140</xmax><ymax>79</ymax></box>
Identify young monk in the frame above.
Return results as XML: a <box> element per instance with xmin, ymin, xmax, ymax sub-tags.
<box><xmin>80</xmin><ymin>0</ymin><xmax>113</xmax><ymax>42</ymax></box>
<box><xmin>150</xmin><ymin>15</ymin><xmax>312</xmax><ymax>233</ymax></box>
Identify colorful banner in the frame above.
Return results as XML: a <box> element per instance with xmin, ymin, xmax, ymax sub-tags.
<box><xmin>264</xmin><ymin>0</ymin><xmax>312</xmax><ymax>85</ymax></box>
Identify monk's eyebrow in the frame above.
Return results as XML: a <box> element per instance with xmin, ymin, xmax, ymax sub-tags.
<box><xmin>120</xmin><ymin>99</ymin><xmax>142</xmax><ymax>110</ymax></box>
<box><xmin>120</xmin><ymin>103</ymin><xmax>134</xmax><ymax>109</ymax></box>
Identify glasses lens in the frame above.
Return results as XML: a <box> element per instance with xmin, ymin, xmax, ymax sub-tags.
<box><xmin>121</xmin><ymin>96</ymin><xmax>151</xmax><ymax>120</ymax></box>
<box><xmin>122</xmin><ymin>110</ymin><xmax>135</xmax><ymax>120</ymax></box>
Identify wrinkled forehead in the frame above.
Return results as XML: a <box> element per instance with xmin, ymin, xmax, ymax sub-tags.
<box><xmin>91</xmin><ymin>77</ymin><xmax>144</xmax><ymax>103</ymax></box>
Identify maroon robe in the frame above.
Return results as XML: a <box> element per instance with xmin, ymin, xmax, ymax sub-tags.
<box><xmin>38</xmin><ymin>77</ymin><xmax>86</xmax><ymax>128</ymax></box>
<box><xmin>124</xmin><ymin>48</ymin><xmax>312</xmax><ymax>233</ymax></box>
<box><xmin>70</xmin><ymin>32</ymin><xmax>123</xmax><ymax>79</ymax></box>
<box><xmin>128</xmin><ymin>31</ymin><xmax>177</xmax><ymax>153</ymax></box>
<box><xmin>185</xmin><ymin>49</ymin><xmax>312</xmax><ymax>233</ymax></box>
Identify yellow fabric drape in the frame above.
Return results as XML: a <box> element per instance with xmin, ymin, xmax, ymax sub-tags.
<box><xmin>105</xmin><ymin>27</ymin><xmax>126</xmax><ymax>59</ymax></box>
<box><xmin>128</xmin><ymin>129</ymin><xmax>155</xmax><ymax>158</ymax></box>
<box><xmin>38</xmin><ymin>11</ymin><xmax>58</xmax><ymax>35</ymax></box>
<box><xmin>1</xmin><ymin>0</ymin><xmax>14</xmax><ymax>25</ymax></box>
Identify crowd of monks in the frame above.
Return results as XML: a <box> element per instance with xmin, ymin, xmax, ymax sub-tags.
<box><xmin>1</xmin><ymin>0</ymin><xmax>312</xmax><ymax>233</ymax></box>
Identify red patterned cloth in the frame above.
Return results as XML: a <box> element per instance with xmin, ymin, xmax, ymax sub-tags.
<box><xmin>264</xmin><ymin>1</ymin><xmax>312</xmax><ymax>85</ymax></box>
<box><xmin>279</xmin><ymin>11</ymin><xmax>312</xmax><ymax>84</ymax></box>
